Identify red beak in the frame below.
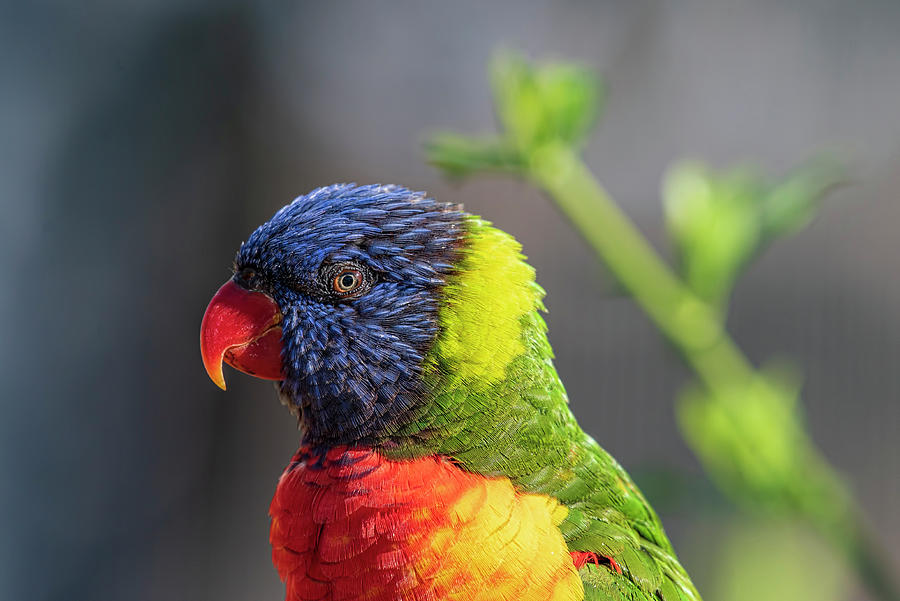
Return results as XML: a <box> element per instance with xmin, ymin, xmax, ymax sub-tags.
<box><xmin>200</xmin><ymin>279</ymin><xmax>285</xmax><ymax>390</ymax></box>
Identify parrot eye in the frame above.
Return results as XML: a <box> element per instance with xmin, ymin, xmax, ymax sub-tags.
<box><xmin>333</xmin><ymin>269</ymin><xmax>363</xmax><ymax>295</ymax></box>
<box><xmin>320</xmin><ymin>262</ymin><xmax>374</xmax><ymax>300</ymax></box>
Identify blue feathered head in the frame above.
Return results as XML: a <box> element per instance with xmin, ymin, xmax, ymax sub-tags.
<box><xmin>201</xmin><ymin>184</ymin><xmax>466</xmax><ymax>445</ymax></box>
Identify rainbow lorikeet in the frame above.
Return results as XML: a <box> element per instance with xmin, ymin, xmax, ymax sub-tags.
<box><xmin>200</xmin><ymin>184</ymin><xmax>701</xmax><ymax>601</ymax></box>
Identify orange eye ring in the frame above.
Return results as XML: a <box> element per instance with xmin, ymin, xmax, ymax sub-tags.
<box><xmin>332</xmin><ymin>268</ymin><xmax>363</xmax><ymax>295</ymax></box>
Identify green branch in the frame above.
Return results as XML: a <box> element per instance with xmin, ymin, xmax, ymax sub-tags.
<box><xmin>527</xmin><ymin>143</ymin><xmax>746</xmax><ymax>389</ymax></box>
<box><xmin>425</xmin><ymin>51</ymin><xmax>898</xmax><ymax>601</ymax></box>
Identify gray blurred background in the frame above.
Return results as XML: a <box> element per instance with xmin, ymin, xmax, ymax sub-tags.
<box><xmin>1</xmin><ymin>1</ymin><xmax>898</xmax><ymax>599</ymax></box>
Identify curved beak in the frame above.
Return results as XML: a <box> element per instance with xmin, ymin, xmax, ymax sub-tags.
<box><xmin>200</xmin><ymin>279</ymin><xmax>284</xmax><ymax>390</ymax></box>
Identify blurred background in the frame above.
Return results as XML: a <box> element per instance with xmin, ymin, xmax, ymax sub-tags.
<box><xmin>2</xmin><ymin>1</ymin><xmax>898</xmax><ymax>599</ymax></box>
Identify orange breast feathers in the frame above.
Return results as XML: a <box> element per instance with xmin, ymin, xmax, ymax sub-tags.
<box><xmin>269</xmin><ymin>447</ymin><xmax>584</xmax><ymax>601</ymax></box>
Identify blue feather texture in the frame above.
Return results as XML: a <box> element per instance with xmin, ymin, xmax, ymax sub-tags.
<box><xmin>234</xmin><ymin>184</ymin><xmax>465</xmax><ymax>445</ymax></box>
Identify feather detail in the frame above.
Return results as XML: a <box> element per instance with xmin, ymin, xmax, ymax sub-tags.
<box><xmin>270</xmin><ymin>448</ymin><xmax>584</xmax><ymax>601</ymax></box>
<box><xmin>269</xmin><ymin>447</ymin><xmax>583</xmax><ymax>601</ymax></box>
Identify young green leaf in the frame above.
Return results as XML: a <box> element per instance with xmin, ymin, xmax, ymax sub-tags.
<box><xmin>490</xmin><ymin>51</ymin><xmax>604</xmax><ymax>154</ymax></box>
<box><xmin>425</xmin><ymin>134</ymin><xmax>524</xmax><ymax>179</ymax></box>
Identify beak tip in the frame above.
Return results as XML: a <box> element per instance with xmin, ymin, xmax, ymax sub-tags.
<box><xmin>202</xmin><ymin>353</ymin><xmax>229</xmax><ymax>391</ymax></box>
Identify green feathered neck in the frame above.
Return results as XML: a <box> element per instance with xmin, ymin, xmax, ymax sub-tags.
<box><xmin>429</xmin><ymin>216</ymin><xmax>549</xmax><ymax>388</ymax></box>
<box><xmin>387</xmin><ymin>216</ymin><xmax>583</xmax><ymax>475</ymax></box>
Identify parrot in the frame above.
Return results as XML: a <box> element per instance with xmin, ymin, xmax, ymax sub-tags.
<box><xmin>200</xmin><ymin>184</ymin><xmax>702</xmax><ymax>601</ymax></box>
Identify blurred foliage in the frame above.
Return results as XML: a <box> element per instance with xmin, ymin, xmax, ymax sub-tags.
<box><xmin>711</xmin><ymin>517</ymin><xmax>850</xmax><ymax>601</ymax></box>
<box><xmin>678</xmin><ymin>362</ymin><xmax>808</xmax><ymax>508</ymax></box>
<box><xmin>663</xmin><ymin>160</ymin><xmax>844</xmax><ymax>311</ymax></box>
<box><xmin>428</xmin><ymin>52</ymin><xmax>602</xmax><ymax>177</ymax></box>
<box><xmin>490</xmin><ymin>52</ymin><xmax>603</xmax><ymax>153</ymax></box>
<box><xmin>426</xmin><ymin>51</ymin><xmax>898</xmax><ymax>601</ymax></box>
<box><xmin>676</xmin><ymin>360</ymin><xmax>854</xmax><ymax>527</ymax></box>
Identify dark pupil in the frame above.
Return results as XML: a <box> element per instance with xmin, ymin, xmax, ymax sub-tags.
<box><xmin>340</xmin><ymin>273</ymin><xmax>357</xmax><ymax>289</ymax></box>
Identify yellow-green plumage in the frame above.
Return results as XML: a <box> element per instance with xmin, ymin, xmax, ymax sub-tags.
<box><xmin>384</xmin><ymin>216</ymin><xmax>701</xmax><ymax>601</ymax></box>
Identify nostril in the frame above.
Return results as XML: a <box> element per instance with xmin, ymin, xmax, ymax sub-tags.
<box><xmin>236</xmin><ymin>267</ymin><xmax>257</xmax><ymax>287</ymax></box>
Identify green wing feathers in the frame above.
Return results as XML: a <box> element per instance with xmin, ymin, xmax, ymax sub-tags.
<box><xmin>558</xmin><ymin>444</ymin><xmax>701</xmax><ymax>601</ymax></box>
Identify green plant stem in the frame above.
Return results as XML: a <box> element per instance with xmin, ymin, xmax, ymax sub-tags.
<box><xmin>526</xmin><ymin>142</ymin><xmax>900</xmax><ymax>601</ymax></box>
<box><xmin>529</xmin><ymin>144</ymin><xmax>751</xmax><ymax>392</ymax></box>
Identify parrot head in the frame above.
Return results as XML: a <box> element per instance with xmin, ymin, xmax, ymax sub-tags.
<box><xmin>202</xmin><ymin>184</ymin><xmax>543</xmax><ymax>447</ymax></box>
<box><xmin>201</xmin><ymin>184</ymin><xmax>476</xmax><ymax>445</ymax></box>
